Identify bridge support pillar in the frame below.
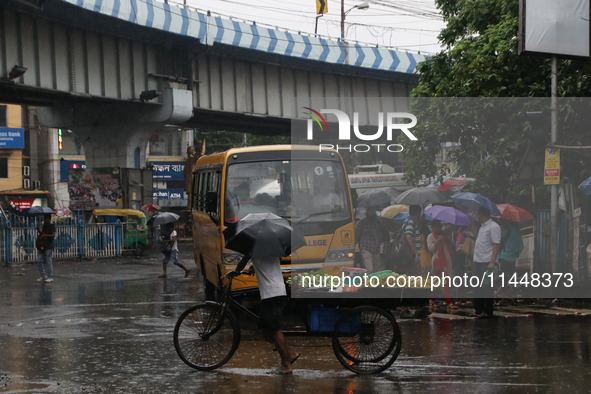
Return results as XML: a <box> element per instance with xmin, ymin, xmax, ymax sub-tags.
<box><xmin>37</xmin><ymin>83</ymin><xmax>193</xmax><ymax>168</ymax></box>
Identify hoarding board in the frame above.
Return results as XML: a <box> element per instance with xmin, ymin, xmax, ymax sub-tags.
<box><xmin>153</xmin><ymin>189</ymin><xmax>185</xmax><ymax>200</ymax></box>
<box><xmin>148</xmin><ymin>161</ymin><xmax>185</xmax><ymax>180</ymax></box>
<box><xmin>519</xmin><ymin>0</ymin><xmax>590</xmax><ymax>58</ymax></box>
<box><xmin>68</xmin><ymin>167</ymin><xmax>122</xmax><ymax>210</ymax></box>
<box><xmin>0</xmin><ymin>128</ymin><xmax>24</xmax><ymax>149</ymax></box>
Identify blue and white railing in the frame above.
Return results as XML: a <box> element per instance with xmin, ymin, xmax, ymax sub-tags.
<box><xmin>60</xmin><ymin>0</ymin><xmax>427</xmax><ymax>75</ymax></box>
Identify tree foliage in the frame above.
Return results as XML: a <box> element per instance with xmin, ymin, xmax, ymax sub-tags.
<box><xmin>403</xmin><ymin>0</ymin><xmax>591</xmax><ymax>206</ymax></box>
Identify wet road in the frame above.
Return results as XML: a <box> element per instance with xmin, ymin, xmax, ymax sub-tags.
<box><xmin>1</xmin><ymin>245</ymin><xmax>591</xmax><ymax>393</ymax></box>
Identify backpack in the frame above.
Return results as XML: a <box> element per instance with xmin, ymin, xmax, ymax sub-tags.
<box><xmin>36</xmin><ymin>231</ymin><xmax>45</xmax><ymax>252</ymax></box>
<box><xmin>160</xmin><ymin>230</ymin><xmax>173</xmax><ymax>254</ymax></box>
<box><xmin>392</xmin><ymin>219</ymin><xmax>416</xmax><ymax>265</ymax></box>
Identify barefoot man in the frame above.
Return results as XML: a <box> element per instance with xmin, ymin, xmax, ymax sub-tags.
<box><xmin>230</xmin><ymin>252</ymin><xmax>300</xmax><ymax>374</ymax></box>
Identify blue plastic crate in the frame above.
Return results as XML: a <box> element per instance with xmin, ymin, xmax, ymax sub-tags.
<box><xmin>310</xmin><ymin>307</ymin><xmax>361</xmax><ymax>333</ymax></box>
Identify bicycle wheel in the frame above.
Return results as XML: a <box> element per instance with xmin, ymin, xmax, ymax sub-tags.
<box><xmin>332</xmin><ymin>306</ymin><xmax>401</xmax><ymax>374</ymax></box>
<box><xmin>174</xmin><ymin>303</ymin><xmax>241</xmax><ymax>371</ymax></box>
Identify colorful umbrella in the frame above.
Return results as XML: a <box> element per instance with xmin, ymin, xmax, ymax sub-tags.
<box><xmin>495</xmin><ymin>204</ymin><xmax>534</xmax><ymax>222</ymax></box>
<box><xmin>452</xmin><ymin>192</ymin><xmax>502</xmax><ymax>217</ymax></box>
<box><xmin>437</xmin><ymin>177</ymin><xmax>467</xmax><ymax>192</ymax></box>
<box><xmin>424</xmin><ymin>205</ymin><xmax>471</xmax><ymax>226</ymax></box>
<box><xmin>392</xmin><ymin>212</ymin><xmax>433</xmax><ymax>224</ymax></box>
<box><xmin>141</xmin><ymin>204</ymin><xmax>161</xmax><ymax>212</ymax></box>
<box><xmin>380</xmin><ymin>204</ymin><xmax>409</xmax><ymax>219</ymax></box>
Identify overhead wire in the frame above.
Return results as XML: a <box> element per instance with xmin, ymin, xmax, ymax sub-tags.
<box><xmin>137</xmin><ymin>0</ymin><xmax>437</xmax><ymax>53</ymax></box>
<box><xmin>180</xmin><ymin>0</ymin><xmax>442</xmax><ymax>50</ymax></box>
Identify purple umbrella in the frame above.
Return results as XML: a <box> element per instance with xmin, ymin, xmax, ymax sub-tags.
<box><xmin>424</xmin><ymin>206</ymin><xmax>471</xmax><ymax>226</ymax></box>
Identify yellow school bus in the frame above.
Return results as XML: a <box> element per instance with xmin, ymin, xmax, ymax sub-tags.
<box><xmin>191</xmin><ymin>145</ymin><xmax>355</xmax><ymax>294</ymax></box>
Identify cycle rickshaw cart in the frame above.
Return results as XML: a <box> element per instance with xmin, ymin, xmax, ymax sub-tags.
<box><xmin>172</xmin><ymin>272</ymin><xmax>424</xmax><ymax>375</ymax></box>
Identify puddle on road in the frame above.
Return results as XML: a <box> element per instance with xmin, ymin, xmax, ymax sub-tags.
<box><xmin>0</xmin><ymin>382</ymin><xmax>50</xmax><ymax>393</ymax></box>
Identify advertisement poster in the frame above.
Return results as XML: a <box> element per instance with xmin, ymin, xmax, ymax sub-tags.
<box><xmin>60</xmin><ymin>159</ymin><xmax>86</xmax><ymax>180</ymax></box>
<box><xmin>68</xmin><ymin>167</ymin><xmax>122</xmax><ymax>210</ymax></box>
<box><xmin>544</xmin><ymin>148</ymin><xmax>560</xmax><ymax>185</ymax></box>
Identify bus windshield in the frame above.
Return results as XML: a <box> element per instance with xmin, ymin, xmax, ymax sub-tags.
<box><xmin>224</xmin><ymin>160</ymin><xmax>350</xmax><ymax>224</ymax></box>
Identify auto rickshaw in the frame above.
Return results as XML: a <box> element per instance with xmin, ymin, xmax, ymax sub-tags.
<box><xmin>92</xmin><ymin>209</ymin><xmax>149</xmax><ymax>255</ymax></box>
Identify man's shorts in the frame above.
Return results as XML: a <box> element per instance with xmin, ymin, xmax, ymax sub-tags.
<box><xmin>162</xmin><ymin>250</ymin><xmax>180</xmax><ymax>265</ymax></box>
<box><xmin>258</xmin><ymin>296</ymin><xmax>287</xmax><ymax>333</ymax></box>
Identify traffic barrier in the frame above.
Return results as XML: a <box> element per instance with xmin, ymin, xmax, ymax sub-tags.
<box><xmin>1</xmin><ymin>214</ymin><xmax>123</xmax><ymax>264</ymax></box>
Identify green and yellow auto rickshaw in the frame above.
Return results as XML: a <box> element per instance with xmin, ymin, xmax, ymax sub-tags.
<box><xmin>92</xmin><ymin>209</ymin><xmax>149</xmax><ymax>255</ymax></box>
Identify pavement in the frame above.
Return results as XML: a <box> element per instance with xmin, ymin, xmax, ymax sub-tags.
<box><xmin>1</xmin><ymin>244</ymin><xmax>591</xmax><ymax>393</ymax></box>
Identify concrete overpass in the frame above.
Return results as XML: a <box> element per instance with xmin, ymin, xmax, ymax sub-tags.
<box><xmin>0</xmin><ymin>0</ymin><xmax>425</xmax><ymax>167</ymax></box>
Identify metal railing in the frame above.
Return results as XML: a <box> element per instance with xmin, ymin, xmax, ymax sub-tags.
<box><xmin>1</xmin><ymin>214</ymin><xmax>122</xmax><ymax>264</ymax></box>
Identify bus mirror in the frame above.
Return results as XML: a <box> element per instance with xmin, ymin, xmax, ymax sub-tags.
<box><xmin>205</xmin><ymin>192</ymin><xmax>218</xmax><ymax>213</ymax></box>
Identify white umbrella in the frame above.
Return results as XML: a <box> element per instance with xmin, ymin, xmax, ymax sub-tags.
<box><xmin>151</xmin><ymin>212</ymin><xmax>180</xmax><ymax>226</ymax></box>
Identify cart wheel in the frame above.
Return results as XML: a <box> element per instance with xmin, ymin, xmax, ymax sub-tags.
<box><xmin>332</xmin><ymin>306</ymin><xmax>401</xmax><ymax>374</ymax></box>
<box><xmin>174</xmin><ymin>303</ymin><xmax>241</xmax><ymax>371</ymax></box>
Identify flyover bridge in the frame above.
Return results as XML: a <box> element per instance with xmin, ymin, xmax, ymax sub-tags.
<box><xmin>0</xmin><ymin>0</ymin><xmax>425</xmax><ymax>167</ymax></box>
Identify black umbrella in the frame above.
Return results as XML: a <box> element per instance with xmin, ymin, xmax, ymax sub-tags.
<box><xmin>357</xmin><ymin>187</ymin><xmax>401</xmax><ymax>208</ymax></box>
<box><xmin>22</xmin><ymin>206</ymin><xmax>55</xmax><ymax>216</ymax></box>
<box><xmin>151</xmin><ymin>212</ymin><xmax>180</xmax><ymax>226</ymax></box>
<box><xmin>222</xmin><ymin>213</ymin><xmax>306</xmax><ymax>257</ymax></box>
<box><xmin>393</xmin><ymin>187</ymin><xmax>452</xmax><ymax>205</ymax></box>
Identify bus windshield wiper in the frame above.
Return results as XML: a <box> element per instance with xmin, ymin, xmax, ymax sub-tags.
<box><xmin>295</xmin><ymin>211</ymin><xmax>335</xmax><ymax>223</ymax></box>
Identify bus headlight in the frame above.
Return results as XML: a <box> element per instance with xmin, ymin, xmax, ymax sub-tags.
<box><xmin>325</xmin><ymin>249</ymin><xmax>355</xmax><ymax>262</ymax></box>
<box><xmin>223</xmin><ymin>253</ymin><xmax>243</xmax><ymax>264</ymax></box>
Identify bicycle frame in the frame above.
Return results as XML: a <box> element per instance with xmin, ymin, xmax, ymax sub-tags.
<box><xmin>217</xmin><ymin>275</ymin><xmax>260</xmax><ymax>324</ymax></box>
<box><xmin>220</xmin><ymin>274</ymin><xmax>354</xmax><ymax>337</ymax></box>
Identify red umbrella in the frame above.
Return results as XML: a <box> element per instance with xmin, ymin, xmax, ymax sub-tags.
<box><xmin>496</xmin><ymin>204</ymin><xmax>534</xmax><ymax>222</ymax></box>
<box><xmin>141</xmin><ymin>204</ymin><xmax>161</xmax><ymax>212</ymax></box>
<box><xmin>437</xmin><ymin>177</ymin><xmax>467</xmax><ymax>192</ymax></box>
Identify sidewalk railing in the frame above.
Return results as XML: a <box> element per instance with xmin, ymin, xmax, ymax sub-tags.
<box><xmin>1</xmin><ymin>216</ymin><xmax>122</xmax><ymax>264</ymax></box>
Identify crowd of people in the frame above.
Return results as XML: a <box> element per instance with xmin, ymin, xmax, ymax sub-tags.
<box><xmin>355</xmin><ymin>204</ymin><xmax>524</xmax><ymax>318</ymax></box>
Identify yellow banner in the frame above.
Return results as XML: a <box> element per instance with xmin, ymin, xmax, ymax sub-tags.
<box><xmin>544</xmin><ymin>148</ymin><xmax>560</xmax><ymax>185</ymax></box>
<box><xmin>316</xmin><ymin>0</ymin><xmax>327</xmax><ymax>15</ymax></box>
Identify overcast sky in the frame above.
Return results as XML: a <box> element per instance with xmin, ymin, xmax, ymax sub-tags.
<box><xmin>182</xmin><ymin>0</ymin><xmax>447</xmax><ymax>55</ymax></box>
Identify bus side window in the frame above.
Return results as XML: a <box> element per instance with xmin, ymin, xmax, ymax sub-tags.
<box><xmin>192</xmin><ymin>172</ymin><xmax>200</xmax><ymax>210</ymax></box>
<box><xmin>197</xmin><ymin>171</ymin><xmax>206</xmax><ymax>211</ymax></box>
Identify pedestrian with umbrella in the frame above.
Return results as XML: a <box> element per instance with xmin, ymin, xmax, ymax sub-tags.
<box><xmin>427</xmin><ymin>219</ymin><xmax>457</xmax><ymax>310</ymax></box>
<box><xmin>155</xmin><ymin>213</ymin><xmax>190</xmax><ymax>279</ymax></box>
<box><xmin>470</xmin><ymin>206</ymin><xmax>501</xmax><ymax>318</ymax></box>
<box><xmin>355</xmin><ymin>205</ymin><xmax>389</xmax><ymax>273</ymax></box>
<box><xmin>495</xmin><ymin>204</ymin><xmax>530</xmax><ymax>306</ymax></box>
<box><xmin>33</xmin><ymin>210</ymin><xmax>56</xmax><ymax>283</ymax></box>
<box><xmin>224</xmin><ymin>213</ymin><xmax>305</xmax><ymax>374</ymax></box>
<box><xmin>424</xmin><ymin>205</ymin><xmax>472</xmax><ymax>277</ymax></box>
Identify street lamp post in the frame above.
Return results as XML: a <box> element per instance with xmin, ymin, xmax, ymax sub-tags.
<box><xmin>341</xmin><ymin>1</ymin><xmax>369</xmax><ymax>39</ymax></box>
